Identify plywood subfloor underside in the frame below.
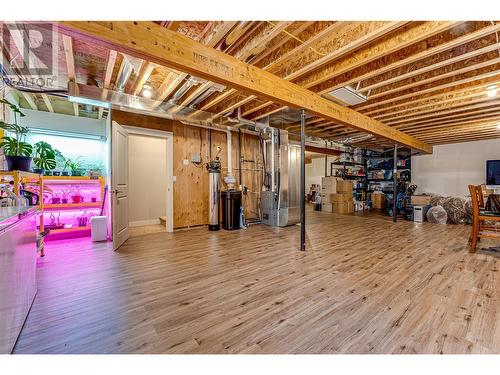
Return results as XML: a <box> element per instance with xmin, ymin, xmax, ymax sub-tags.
<box><xmin>14</xmin><ymin>211</ymin><xmax>500</xmax><ymax>354</ymax></box>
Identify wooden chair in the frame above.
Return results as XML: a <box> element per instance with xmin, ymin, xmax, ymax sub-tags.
<box><xmin>468</xmin><ymin>185</ymin><xmax>500</xmax><ymax>252</ymax></box>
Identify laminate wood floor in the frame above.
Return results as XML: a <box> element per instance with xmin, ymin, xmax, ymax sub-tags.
<box><xmin>129</xmin><ymin>224</ymin><xmax>166</xmax><ymax>237</ymax></box>
<box><xmin>13</xmin><ymin>210</ymin><xmax>500</xmax><ymax>354</ymax></box>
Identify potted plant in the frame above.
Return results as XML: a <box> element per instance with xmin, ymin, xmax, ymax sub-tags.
<box><xmin>53</xmin><ymin>149</ymin><xmax>65</xmax><ymax>176</ymax></box>
<box><xmin>62</xmin><ymin>157</ymin><xmax>70</xmax><ymax>176</ymax></box>
<box><xmin>50</xmin><ymin>190</ymin><xmax>61</xmax><ymax>204</ymax></box>
<box><xmin>32</xmin><ymin>141</ymin><xmax>56</xmax><ymax>175</ymax></box>
<box><xmin>0</xmin><ymin>99</ymin><xmax>33</xmax><ymax>171</ymax></box>
<box><xmin>60</xmin><ymin>187</ymin><xmax>72</xmax><ymax>204</ymax></box>
<box><xmin>88</xmin><ymin>162</ymin><xmax>103</xmax><ymax>179</ymax></box>
<box><xmin>71</xmin><ymin>187</ymin><xmax>83</xmax><ymax>204</ymax></box>
<box><xmin>66</xmin><ymin>156</ymin><xmax>85</xmax><ymax>176</ymax></box>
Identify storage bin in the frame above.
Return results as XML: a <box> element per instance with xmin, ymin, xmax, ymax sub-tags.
<box><xmin>90</xmin><ymin>216</ymin><xmax>108</xmax><ymax>242</ymax></box>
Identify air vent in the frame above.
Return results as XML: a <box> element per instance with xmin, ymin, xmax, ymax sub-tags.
<box><xmin>328</xmin><ymin>86</ymin><xmax>368</xmax><ymax>106</ymax></box>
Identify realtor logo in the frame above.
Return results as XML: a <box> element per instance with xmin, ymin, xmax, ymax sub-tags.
<box><xmin>1</xmin><ymin>22</ymin><xmax>58</xmax><ymax>87</ymax></box>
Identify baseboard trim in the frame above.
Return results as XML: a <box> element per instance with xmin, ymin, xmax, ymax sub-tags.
<box><xmin>129</xmin><ymin>219</ymin><xmax>162</xmax><ymax>227</ymax></box>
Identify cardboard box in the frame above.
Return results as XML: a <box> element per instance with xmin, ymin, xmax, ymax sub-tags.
<box><xmin>321</xmin><ymin>176</ymin><xmax>338</xmax><ymax>187</ymax></box>
<box><xmin>331</xmin><ymin>193</ymin><xmax>353</xmax><ymax>203</ymax></box>
<box><xmin>333</xmin><ymin>201</ymin><xmax>354</xmax><ymax>214</ymax></box>
<box><xmin>321</xmin><ymin>193</ymin><xmax>333</xmax><ymax>203</ymax></box>
<box><xmin>321</xmin><ymin>203</ymin><xmax>333</xmax><ymax>213</ymax></box>
<box><xmin>411</xmin><ymin>195</ymin><xmax>432</xmax><ymax>206</ymax></box>
<box><xmin>336</xmin><ymin>179</ymin><xmax>353</xmax><ymax>193</ymax></box>
<box><xmin>321</xmin><ymin>185</ymin><xmax>337</xmax><ymax>194</ymax></box>
<box><xmin>372</xmin><ymin>192</ymin><xmax>385</xmax><ymax>209</ymax></box>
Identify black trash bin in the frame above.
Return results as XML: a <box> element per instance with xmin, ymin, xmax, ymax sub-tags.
<box><xmin>221</xmin><ymin>190</ymin><xmax>242</xmax><ymax>230</ymax></box>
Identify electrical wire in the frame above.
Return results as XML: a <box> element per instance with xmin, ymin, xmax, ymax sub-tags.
<box><xmin>265</xmin><ymin>21</ymin><xmax>326</xmax><ymax>57</ymax></box>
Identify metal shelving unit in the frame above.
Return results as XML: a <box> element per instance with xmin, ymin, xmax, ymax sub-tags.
<box><xmin>330</xmin><ymin>153</ymin><xmax>368</xmax><ymax>205</ymax></box>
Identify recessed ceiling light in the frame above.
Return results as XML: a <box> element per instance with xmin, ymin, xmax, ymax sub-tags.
<box><xmin>142</xmin><ymin>83</ymin><xmax>153</xmax><ymax>98</ymax></box>
<box><xmin>497</xmin><ymin>122</ymin><xmax>500</xmax><ymax>130</ymax></box>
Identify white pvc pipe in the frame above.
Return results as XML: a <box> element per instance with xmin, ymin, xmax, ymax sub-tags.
<box><xmin>271</xmin><ymin>128</ymin><xmax>275</xmax><ymax>192</ymax></box>
<box><xmin>226</xmin><ymin>128</ymin><xmax>233</xmax><ymax>177</ymax></box>
<box><xmin>225</xmin><ymin>127</ymin><xmax>235</xmax><ymax>190</ymax></box>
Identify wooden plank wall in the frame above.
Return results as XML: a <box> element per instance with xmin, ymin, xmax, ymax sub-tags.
<box><xmin>112</xmin><ymin>110</ymin><xmax>262</xmax><ymax>228</ymax></box>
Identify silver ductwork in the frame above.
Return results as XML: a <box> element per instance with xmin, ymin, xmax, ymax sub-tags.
<box><xmin>115</xmin><ymin>60</ymin><xmax>133</xmax><ymax>92</ymax></box>
<box><xmin>169</xmin><ymin>76</ymin><xmax>205</xmax><ymax>104</ymax></box>
<box><xmin>189</xmin><ymin>83</ymin><xmax>225</xmax><ymax>108</ymax></box>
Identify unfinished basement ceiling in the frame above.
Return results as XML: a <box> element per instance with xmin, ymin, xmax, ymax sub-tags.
<box><xmin>2</xmin><ymin>20</ymin><xmax>500</xmax><ymax>146</ymax></box>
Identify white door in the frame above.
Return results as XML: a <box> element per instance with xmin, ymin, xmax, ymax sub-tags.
<box><xmin>112</xmin><ymin>121</ymin><xmax>129</xmax><ymax>250</ymax></box>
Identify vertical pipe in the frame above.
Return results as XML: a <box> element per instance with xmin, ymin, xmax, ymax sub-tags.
<box><xmin>238</xmin><ymin>128</ymin><xmax>242</xmax><ymax>189</ymax></box>
<box><xmin>209</xmin><ymin>129</ymin><xmax>212</xmax><ymax>159</ymax></box>
<box><xmin>393</xmin><ymin>144</ymin><xmax>398</xmax><ymax>223</ymax></box>
<box><xmin>300</xmin><ymin>109</ymin><xmax>306</xmax><ymax>251</ymax></box>
<box><xmin>271</xmin><ymin>128</ymin><xmax>276</xmax><ymax>192</ymax></box>
<box><xmin>226</xmin><ymin>128</ymin><xmax>234</xmax><ymax>190</ymax></box>
<box><xmin>324</xmin><ymin>142</ymin><xmax>328</xmax><ymax>176</ymax></box>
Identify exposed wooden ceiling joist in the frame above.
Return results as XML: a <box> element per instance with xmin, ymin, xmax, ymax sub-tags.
<box><xmin>41</xmin><ymin>94</ymin><xmax>54</xmax><ymax>112</ymax></box>
<box><xmin>211</xmin><ymin>21</ymin><xmax>408</xmax><ymax>117</ymax></box>
<box><xmin>241</xmin><ymin>21</ymin><xmax>462</xmax><ymax>120</ymax></box>
<box><xmin>58</xmin><ymin>21</ymin><xmax>433</xmax><ymax>153</ymax></box>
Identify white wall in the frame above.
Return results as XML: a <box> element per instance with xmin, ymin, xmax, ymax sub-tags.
<box><xmin>128</xmin><ymin>134</ymin><xmax>167</xmax><ymax>226</ymax></box>
<box><xmin>305</xmin><ymin>156</ymin><xmax>336</xmax><ymax>189</ymax></box>
<box><xmin>412</xmin><ymin>138</ymin><xmax>500</xmax><ymax>198</ymax></box>
<box><xmin>20</xmin><ymin>108</ymin><xmax>106</xmax><ymax>136</ymax></box>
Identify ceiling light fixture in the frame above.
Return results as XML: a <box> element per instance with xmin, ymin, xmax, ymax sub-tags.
<box><xmin>497</xmin><ymin>122</ymin><xmax>500</xmax><ymax>130</ymax></box>
<box><xmin>142</xmin><ymin>81</ymin><xmax>153</xmax><ymax>99</ymax></box>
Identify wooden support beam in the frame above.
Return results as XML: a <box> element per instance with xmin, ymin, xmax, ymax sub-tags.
<box><xmin>73</xmin><ymin>102</ymin><xmax>79</xmax><ymax>116</ymax></box>
<box><xmin>234</xmin><ymin>21</ymin><xmax>293</xmax><ymax>62</ymax></box>
<box><xmin>103</xmin><ymin>50</ymin><xmax>118</xmax><ymax>89</ymax></box>
<box><xmin>59</xmin><ymin>21</ymin><xmax>432</xmax><ymax>153</ymax></box>
<box><xmin>62</xmin><ymin>34</ymin><xmax>79</xmax><ymax>117</ymax></box>
<box><xmin>21</xmin><ymin>92</ymin><xmax>37</xmax><ymax>110</ymax></box>
<box><xmin>131</xmin><ymin>61</ymin><xmax>155</xmax><ymax>95</ymax></box>
<box><xmin>98</xmin><ymin>49</ymin><xmax>118</xmax><ymax>119</ymax></box>
<box><xmin>152</xmin><ymin>70</ymin><xmax>186</xmax><ymax>107</ymax></box>
<box><xmin>62</xmin><ymin>35</ymin><xmax>76</xmax><ymax>81</ymax></box>
<box><xmin>41</xmin><ymin>94</ymin><xmax>53</xmax><ymax>112</ymax></box>
<box><xmin>251</xmin><ymin>21</ymin><xmax>314</xmax><ymax>66</ymax></box>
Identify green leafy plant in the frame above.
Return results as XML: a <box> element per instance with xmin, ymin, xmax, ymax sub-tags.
<box><xmin>0</xmin><ymin>99</ymin><xmax>33</xmax><ymax>156</ymax></box>
<box><xmin>53</xmin><ymin>149</ymin><xmax>66</xmax><ymax>169</ymax></box>
<box><xmin>65</xmin><ymin>156</ymin><xmax>85</xmax><ymax>175</ymax></box>
<box><xmin>33</xmin><ymin>141</ymin><xmax>56</xmax><ymax>171</ymax></box>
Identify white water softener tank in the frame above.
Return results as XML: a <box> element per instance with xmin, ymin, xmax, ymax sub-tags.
<box><xmin>206</xmin><ymin>158</ymin><xmax>221</xmax><ymax>231</ymax></box>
